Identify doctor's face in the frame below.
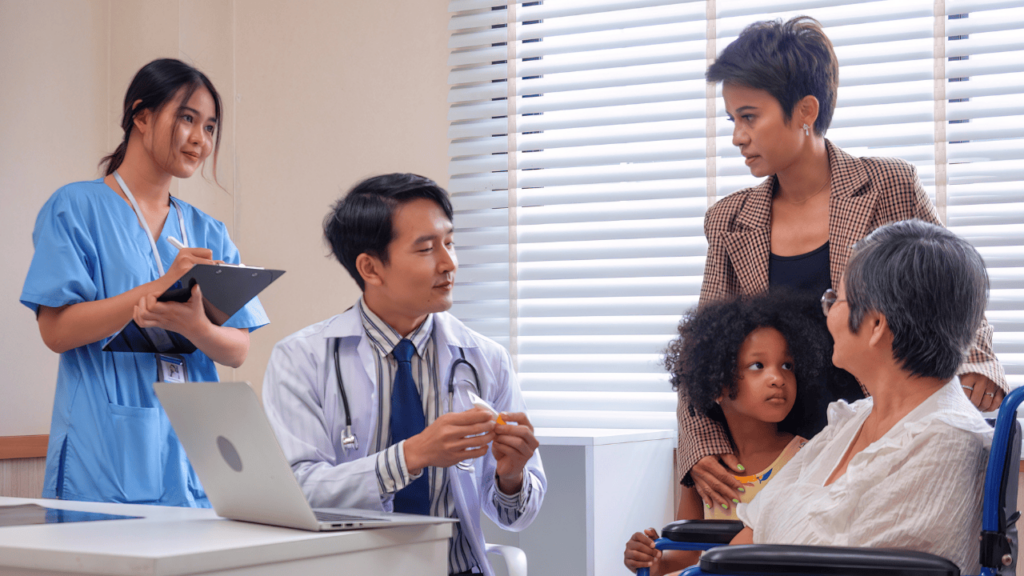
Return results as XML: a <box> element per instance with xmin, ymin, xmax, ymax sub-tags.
<box><xmin>377</xmin><ymin>197</ymin><xmax>458</xmax><ymax>318</ymax></box>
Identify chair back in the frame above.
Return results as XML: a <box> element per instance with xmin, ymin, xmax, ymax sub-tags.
<box><xmin>981</xmin><ymin>387</ymin><xmax>1024</xmax><ymax>575</ymax></box>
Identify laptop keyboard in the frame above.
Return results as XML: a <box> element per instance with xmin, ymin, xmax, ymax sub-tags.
<box><xmin>314</xmin><ymin>511</ymin><xmax>390</xmax><ymax>523</ymax></box>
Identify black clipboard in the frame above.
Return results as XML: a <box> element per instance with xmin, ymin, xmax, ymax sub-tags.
<box><xmin>102</xmin><ymin>264</ymin><xmax>284</xmax><ymax>354</ymax></box>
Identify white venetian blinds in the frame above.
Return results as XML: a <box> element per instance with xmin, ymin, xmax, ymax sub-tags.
<box><xmin>941</xmin><ymin>0</ymin><xmax>1024</xmax><ymax>391</ymax></box>
<box><xmin>446</xmin><ymin>0</ymin><xmax>1024</xmax><ymax>430</ymax></box>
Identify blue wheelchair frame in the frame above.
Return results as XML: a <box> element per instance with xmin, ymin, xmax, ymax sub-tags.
<box><xmin>638</xmin><ymin>386</ymin><xmax>1024</xmax><ymax>576</ymax></box>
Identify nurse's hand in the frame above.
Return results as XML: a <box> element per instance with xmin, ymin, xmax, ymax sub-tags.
<box><xmin>134</xmin><ymin>283</ymin><xmax>210</xmax><ymax>336</ymax></box>
<box><xmin>492</xmin><ymin>412</ymin><xmax>539</xmax><ymax>494</ymax></box>
<box><xmin>162</xmin><ymin>246</ymin><xmax>216</xmax><ymax>286</ymax></box>
<box><xmin>404</xmin><ymin>408</ymin><xmax>496</xmax><ymax>475</ymax></box>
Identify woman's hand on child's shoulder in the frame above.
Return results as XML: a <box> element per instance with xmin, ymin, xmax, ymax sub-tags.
<box><xmin>691</xmin><ymin>454</ymin><xmax>745</xmax><ymax>510</ymax></box>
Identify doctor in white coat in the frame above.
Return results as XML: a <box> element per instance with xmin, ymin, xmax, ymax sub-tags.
<box><xmin>263</xmin><ymin>173</ymin><xmax>545</xmax><ymax>576</ymax></box>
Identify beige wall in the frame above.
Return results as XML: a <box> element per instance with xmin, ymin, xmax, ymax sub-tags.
<box><xmin>0</xmin><ymin>0</ymin><xmax>110</xmax><ymax>436</ymax></box>
<box><xmin>0</xmin><ymin>0</ymin><xmax>450</xmax><ymax>438</ymax></box>
<box><xmin>231</xmin><ymin>0</ymin><xmax>451</xmax><ymax>389</ymax></box>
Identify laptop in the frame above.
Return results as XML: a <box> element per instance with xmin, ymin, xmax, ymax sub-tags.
<box><xmin>155</xmin><ymin>381</ymin><xmax>456</xmax><ymax>532</ymax></box>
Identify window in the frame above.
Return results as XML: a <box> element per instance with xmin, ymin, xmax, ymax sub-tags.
<box><xmin>446</xmin><ymin>0</ymin><xmax>1024</xmax><ymax>430</ymax></box>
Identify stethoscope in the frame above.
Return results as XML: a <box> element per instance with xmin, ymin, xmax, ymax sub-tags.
<box><xmin>332</xmin><ymin>338</ymin><xmax>481</xmax><ymax>454</ymax></box>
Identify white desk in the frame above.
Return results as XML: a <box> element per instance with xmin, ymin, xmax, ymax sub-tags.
<box><xmin>0</xmin><ymin>497</ymin><xmax>452</xmax><ymax>576</ymax></box>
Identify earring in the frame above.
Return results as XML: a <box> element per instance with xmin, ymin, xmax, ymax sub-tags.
<box><xmin>803</xmin><ymin>123</ymin><xmax>811</xmax><ymax>136</ymax></box>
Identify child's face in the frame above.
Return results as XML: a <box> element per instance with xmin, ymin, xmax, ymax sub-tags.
<box><xmin>719</xmin><ymin>326</ymin><xmax>797</xmax><ymax>424</ymax></box>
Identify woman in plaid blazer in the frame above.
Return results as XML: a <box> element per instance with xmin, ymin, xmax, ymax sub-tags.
<box><xmin>681</xmin><ymin>16</ymin><xmax>1007</xmax><ymax>513</ymax></box>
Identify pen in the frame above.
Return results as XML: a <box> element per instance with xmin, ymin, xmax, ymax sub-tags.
<box><xmin>169</xmin><ymin>235</ymin><xmax>257</xmax><ymax>268</ymax></box>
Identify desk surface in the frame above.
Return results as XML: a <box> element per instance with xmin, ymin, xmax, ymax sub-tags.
<box><xmin>0</xmin><ymin>497</ymin><xmax>452</xmax><ymax>576</ymax></box>
<box><xmin>535</xmin><ymin>428</ymin><xmax>674</xmax><ymax>446</ymax></box>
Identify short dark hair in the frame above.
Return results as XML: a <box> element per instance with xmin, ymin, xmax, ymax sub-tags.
<box><xmin>845</xmin><ymin>220</ymin><xmax>989</xmax><ymax>381</ymax></box>
<box><xmin>101</xmin><ymin>58</ymin><xmax>223</xmax><ymax>180</ymax></box>
<box><xmin>666</xmin><ymin>290</ymin><xmax>830</xmax><ymax>439</ymax></box>
<box><xmin>707</xmin><ymin>16</ymin><xmax>839</xmax><ymax>136</ymax></box>
<box><xmin>323</xmin><ymin>173</ymin><xmax>454</xmax><ymax>291</ymax></box>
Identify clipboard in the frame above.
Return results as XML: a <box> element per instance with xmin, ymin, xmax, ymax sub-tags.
<box><xmin>103</xmin><ymin>264</ymin><xmax>285</xmax><ymax>354</ymax></box>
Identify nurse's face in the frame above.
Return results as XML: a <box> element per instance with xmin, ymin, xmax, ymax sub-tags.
<box><xmin>722</xmin><ymin>82</ymin><xmax>804</xmax><ymax>179</ymax></box>
<box><xmin>376</xmin><ymin>198</ymin><xmax>458</xmax><ymax>319</ymax></box>
<box><xmin>140</xmin><ymin>86</ymin><xmax>217</xmax><ymax>179</ymax></box>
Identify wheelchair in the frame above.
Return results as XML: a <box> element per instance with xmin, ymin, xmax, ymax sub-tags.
<box><xmin>639</xmin><ymin>385</ymin><xmax>1024</xmax><ymax>576</ymax></box>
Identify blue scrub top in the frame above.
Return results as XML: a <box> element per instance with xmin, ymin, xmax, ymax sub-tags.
<box><xmin>20</xmin><ymin>179</ymin><xmax>269</xmax><ymax>507</ymax></box>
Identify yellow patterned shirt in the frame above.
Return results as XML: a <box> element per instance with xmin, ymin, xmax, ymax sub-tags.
<box><xmin>704</xmin><ymin>436</ymin><xmax>806</xmax><ymax>520</ymax></box>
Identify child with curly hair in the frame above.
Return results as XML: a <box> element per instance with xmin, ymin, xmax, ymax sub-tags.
<box><xmin>624</xmin><ymin>290</ymin><xmax>834</xmax><ymax>575</ymax></box>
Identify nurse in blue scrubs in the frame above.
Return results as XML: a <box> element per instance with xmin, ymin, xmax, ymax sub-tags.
<box><xmin>19</xmin><ymin>59</ymin><xmax>268</xmax><ymax>507</ymax></box>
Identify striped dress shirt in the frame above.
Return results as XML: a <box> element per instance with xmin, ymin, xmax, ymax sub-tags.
<box><xmin>359</xmin><ymin>299</ymin><xmax>527</xmax><ymax>574</ymax></box>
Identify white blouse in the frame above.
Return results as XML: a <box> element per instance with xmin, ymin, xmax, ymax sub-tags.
<box><xmin>738</xmin><ymin>379</ymin><xmax>993</xmax><ymax>574</ymax></box>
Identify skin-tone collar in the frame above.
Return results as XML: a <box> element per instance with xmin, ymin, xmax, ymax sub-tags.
<box><xmin>733</xmin><ymin>140</ymin><xmax>871</xmax><ymax>232</ymax></box>
<box><xmin>774</xmin><ymin>135</ymin><xmax>830</xmax><ymax>206</ymax></box>
<box><xmin>112</xmin><ymin>142</ymin><xmax>174</xmax><ymax>203</ymax></box>
<box><xmin>727</xmin><ymin>416</ymin><xmax>789</xmax><ymax>459</ymax></box>
<box><xmin>362</xmin><ymin>291</ymin><xmax>427</xmax><ymax>338</ymax></box>
<box><xmin>848</xmin><ymin>313</ymin><xmax>947</xmax><ymax>443</ymax></box>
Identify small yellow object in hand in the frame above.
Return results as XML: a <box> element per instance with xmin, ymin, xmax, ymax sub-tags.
<box><xmin>468</xmin><ymin>391</ymin><xmax>506</xmax><ymax>424</ymax></box>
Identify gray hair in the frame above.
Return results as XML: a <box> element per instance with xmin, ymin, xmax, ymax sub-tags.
<box><xmin>844</xmin><ymin>219</ymin><xmax>988</xmax><ymax>380</ymax></box>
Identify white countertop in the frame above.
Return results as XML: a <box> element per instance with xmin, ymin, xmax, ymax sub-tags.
<box><xmin>0</xmin><ymin>497</ymin><xmax>452</xmax><ymax>575</ymax></box>
<box><xmin>534</xmin><ymin>428</ymin><xmax>674</xmax><ymax>446</ymax></box>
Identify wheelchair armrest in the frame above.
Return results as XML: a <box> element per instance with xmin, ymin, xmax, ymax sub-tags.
<box><xmin>699</xmin><ymin>544</ymin><xmax>959</xmax><ymax>576</ymax></box>
<box><xmin>661</xmin><ymin>520</ymin><xmax>746</xmax><ymax>545</ymax></box>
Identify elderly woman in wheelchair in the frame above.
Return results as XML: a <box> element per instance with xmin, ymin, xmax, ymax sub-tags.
<box><xmin>633</xmin><ymin>220</ymin><xmax>1016</xmax><ymax>576</ymax></box>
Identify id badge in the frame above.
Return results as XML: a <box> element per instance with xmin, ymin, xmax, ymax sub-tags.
<box><xmin>157</xmin><ymin>354</ymin><xmax>187</xmax><ymax>383</ymax></box>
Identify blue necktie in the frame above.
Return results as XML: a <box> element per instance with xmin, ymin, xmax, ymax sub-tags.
<box><xmin>390</xmin><ymin>339</ymin><xmax>431</xmax><ymax>515</ymax></box>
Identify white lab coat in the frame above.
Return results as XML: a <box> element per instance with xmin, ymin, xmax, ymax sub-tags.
<box><xmin>263</xmin><ymin>306</ymin><xmax>546</xmax><ymax>576</ymax></box>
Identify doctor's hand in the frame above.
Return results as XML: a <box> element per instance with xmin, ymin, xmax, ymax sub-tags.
<box><xmin>492</xmin><ymin>412</ymin><xmax>539</xmax><ymax>494</ymax></box>
<box><xmin>134</xmin><ymin>283</ymin><xmax>210</xmax><ymax>338</ymax></box>
<box><xmin>403</xmin><ymin>408</ymin><xmax>496</xmax><ymax>475</ymax></box>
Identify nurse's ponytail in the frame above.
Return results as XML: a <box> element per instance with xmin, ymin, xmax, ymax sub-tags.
<box><xmin>100</xmin><ymin>58</ymin><xmax>222</xmax><ymax>178</ymax></box>
<box><xmin>102</xmin><ymin>133</ymin><xmax>130</xmax><ymax>176</ymax></box>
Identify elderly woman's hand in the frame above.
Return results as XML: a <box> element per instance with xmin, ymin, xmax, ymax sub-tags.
<box><xmin>959</xmin><ymin>373</ymin><xmax>1004</xmax><ymax>412</ymax></box>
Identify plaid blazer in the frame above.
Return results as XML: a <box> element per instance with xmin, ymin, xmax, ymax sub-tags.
<box><xmin>677</xmin><ymin>140</ymin><xmax>1007</xmax><ymax>483</ymax></box>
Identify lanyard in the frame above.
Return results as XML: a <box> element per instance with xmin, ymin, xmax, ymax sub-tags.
<box><xmin>113</xmin><ymin>171</ymin><xmax>187</xmax><ymax>276</ymax></box>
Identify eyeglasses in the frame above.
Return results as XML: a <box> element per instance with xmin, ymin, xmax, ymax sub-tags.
<box><xmin>821</xmin><ymin>288</ymin><xmax>847</xmax><ymax>317</ymax></box>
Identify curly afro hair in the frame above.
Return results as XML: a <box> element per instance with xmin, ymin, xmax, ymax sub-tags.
<box><xmin>666</xmin><ymin>289</ymin><xmax>844</xmax><ymax>439</ymax></box>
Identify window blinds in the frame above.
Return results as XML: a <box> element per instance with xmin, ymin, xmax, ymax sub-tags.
<box><xmin>446</xmin><ymin>0</ymin><xmax>1024</xmax><ymax>430</ymax></box>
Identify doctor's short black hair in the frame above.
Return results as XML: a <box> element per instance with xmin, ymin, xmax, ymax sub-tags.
<box><xmin>324</xmin><ymin>173</ymin><xmax>454</xmax><ymax>291</ymax></box>
<box><xmin>666</xmin><ymin>290</ymin><xmax>839</xmax><ymax>440</ymax></box>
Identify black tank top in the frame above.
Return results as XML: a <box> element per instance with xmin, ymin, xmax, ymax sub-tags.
<box><xmin>768</xmin><ymin>241</ymin><xmax>831</xmax><ymax>297</ymax></box>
